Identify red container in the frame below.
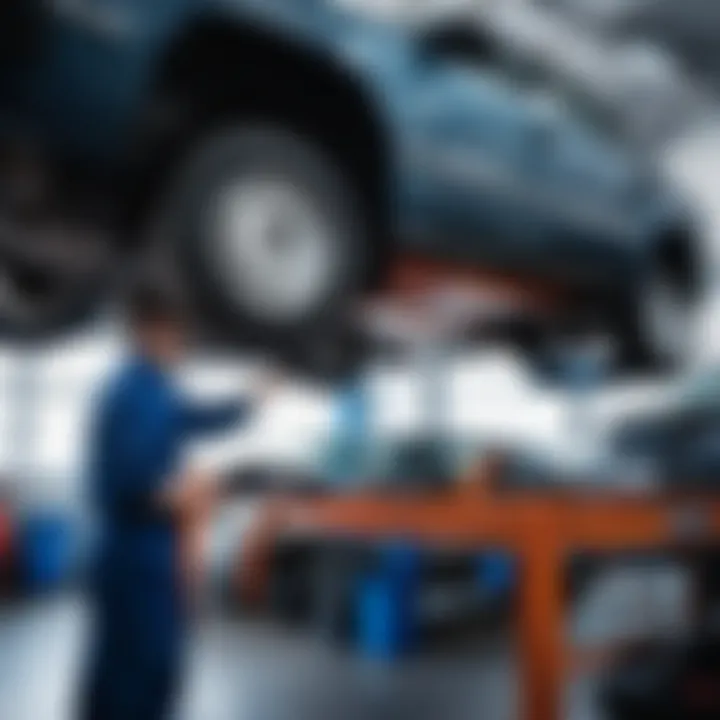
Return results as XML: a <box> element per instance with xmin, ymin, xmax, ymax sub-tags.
<box><xmin>0</xmin><ymin>503</ymin><xmax>13</xmax><ymax>587</ymax></box>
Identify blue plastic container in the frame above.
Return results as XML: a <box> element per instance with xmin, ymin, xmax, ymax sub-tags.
<box><xmin>20</xmin><ymin>513</ymin><xmax>74</xmax><ymax>593</ymax></box>
<box><xmin>357</xmin><ymin>575</ymin><xmax>413</xmax><ymax>660</ymax></box>
<box><xmin>476</xmin><ymin>553</ymin><xmax>516</xmax><ymax>596</ymax></box>
<box><xmin>357</xmin><ymin>543</ymin><xmax>422</xmax><ymax>660</ymax></box>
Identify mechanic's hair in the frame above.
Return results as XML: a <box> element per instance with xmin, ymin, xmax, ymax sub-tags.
<box><xmin>127</xmin><ymin>281</ymin><xmax>186</xmax><ymax>328</ymax></box>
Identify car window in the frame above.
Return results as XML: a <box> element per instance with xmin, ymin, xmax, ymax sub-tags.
<box><xmin>418</xmin><ymin>22</ymin><xmax>620</xmax><ymax>139</ymax></box>
<box><xmin>500</xmin><ymin>48</ymin><xmax>624</xmax><ymax>139</ymax></box>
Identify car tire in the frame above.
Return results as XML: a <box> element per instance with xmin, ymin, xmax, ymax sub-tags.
<box><xmin>153</xmin><ymin>124</ymin><xmax>371</xmax><ymax>379</ymax></box>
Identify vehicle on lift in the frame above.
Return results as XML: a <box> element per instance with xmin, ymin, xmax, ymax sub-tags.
<box><xmin>0</xmin><ymin>0</ymin><xmax>701</xmax><ymax>370</ymax></box>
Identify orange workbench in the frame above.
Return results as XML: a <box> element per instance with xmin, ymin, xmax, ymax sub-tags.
<box><xmin>236</xmin><ymin>255</ymin><xmax>696</xmax><ymax>720</ymax></box>
<box><xmin>239</xmin><ymin>471</ymin><xmax>720</xmax><ymax>720</ymax></box>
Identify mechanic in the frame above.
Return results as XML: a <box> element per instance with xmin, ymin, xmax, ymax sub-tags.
<box><xmin>80</xmin><ymin>284</ymin><xmax>279</xmax><ymax>720</ymax></box>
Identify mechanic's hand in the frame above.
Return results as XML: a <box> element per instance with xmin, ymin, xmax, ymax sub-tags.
<box><xmin>166</xmin><ymin>468</ymin><xmax>218</xmax><ymax>521</ymax></box>
<box><xmin>189</xmin><ymin>470</ymin><xmax>219</xmax><ymax>517</ymax></box>
<box><xmin>178</xmin><ymin>474</ymin><xmax>216</xmax><ymax>614</ymax></box>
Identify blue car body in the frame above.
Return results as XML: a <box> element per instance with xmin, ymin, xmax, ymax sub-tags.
<box><xmin>1</xmin><ymin>1</ymin><xmax>690</xmax><ymax>282</ymax></box>
<box><xmin>0</xmin><ymin>0</ymin><xmax>699</xmax><ymax>366</ymax></box>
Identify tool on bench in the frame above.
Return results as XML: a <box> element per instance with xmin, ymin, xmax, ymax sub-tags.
<box><xmin>219</xmin><ymin>465</ymin><xmax>329</xmax><ymax>499</ymax></box>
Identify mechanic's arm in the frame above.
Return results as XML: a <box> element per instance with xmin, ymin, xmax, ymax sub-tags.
<box><xmin>181</xmin><ymin>399</ymin><xmax>252</xmax><ymax>437</ymax></box>
<box><xmin>105</xmin><ymin>390</ymin><xmax>208</xmax><ymax>521</ymax></box>
<box><xmin>181</xmin><ymin>369</ymin><xmax>282</xmax><ymax>437</ymax></box>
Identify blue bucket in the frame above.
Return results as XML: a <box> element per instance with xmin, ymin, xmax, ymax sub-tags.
<box><xmin>20</xmin><ymin>513</ymin><xmax>74</xmax><ymax>593</ymax></box>
<box><xmin>476</xmin><ymin>553</ymin><xmax>516</xmax><ymax>596</ymax></box>
<box><xmin>357</xmin><ymin>543</ymin><xmax>422</xmax><ymax>660</ymax></box>
<box><xmin>358</xmin><ymin>575</ymin><xmax>416</xmax><ymax>660</ymax></box>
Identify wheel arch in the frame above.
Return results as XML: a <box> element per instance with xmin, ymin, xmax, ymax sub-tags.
<box><xmin>128</xmin><ymin>14</ymin><xmax>393</xmax><ymax>288</ymax></box>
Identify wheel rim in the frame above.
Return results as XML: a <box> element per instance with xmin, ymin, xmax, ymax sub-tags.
<box><xmin>210</xmin><ymin>179</ymin><xmax>338</xmax><ymax>324</ymax></box>
<box><xmin>641</xmin><ymin>273</ymin><xmax>693</xmax><ymax>365</ymax></box>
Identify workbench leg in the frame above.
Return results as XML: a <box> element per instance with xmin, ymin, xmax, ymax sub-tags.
<box><xmin>518</xmin><ymin>543</ymin><xmax>565</xmax><ymax>720</ymax></box>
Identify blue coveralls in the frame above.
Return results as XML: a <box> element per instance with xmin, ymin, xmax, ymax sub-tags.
<box><xmin>82</xmin><ymin>358</ymin><xmax>249</xmax><ymax>720</ymax></box>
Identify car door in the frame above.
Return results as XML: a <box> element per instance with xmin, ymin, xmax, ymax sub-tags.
<box><xmin>525</xmin><ymin>95</ymin><xmax>639</xmax><ymax>278</ymax></box>
<box><xmin>393</xmin><ymin>23</ymin><xmax>543</xmax><ymax>263</ymax></box>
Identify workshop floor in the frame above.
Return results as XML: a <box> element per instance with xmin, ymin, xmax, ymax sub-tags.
<box><xmin>0</xmin><ymin>593</ymin><xmax>606</xmax><ymax>720</ymax></box>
